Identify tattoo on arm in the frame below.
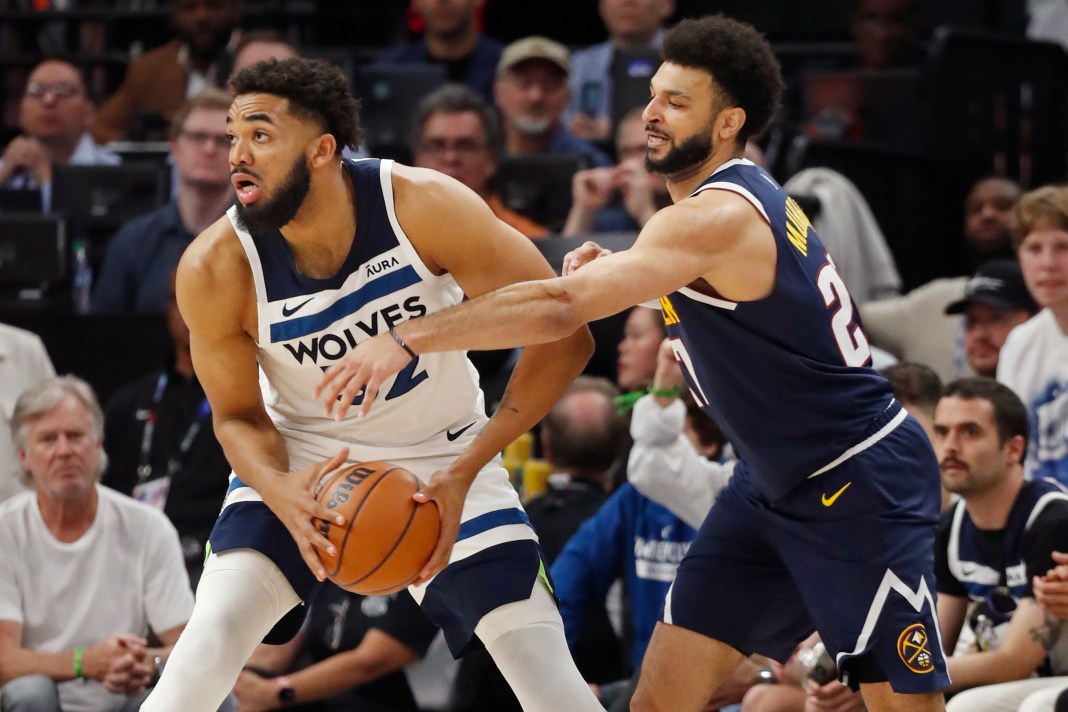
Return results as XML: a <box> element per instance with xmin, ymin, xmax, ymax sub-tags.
<box><xmin>1029</xmin><ymin>611</ymin><xmax>1062</xmax><ymax>651</ymax></box>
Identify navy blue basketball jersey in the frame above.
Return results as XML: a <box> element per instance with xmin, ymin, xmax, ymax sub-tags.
<box><xmin>660</xmin><ymin>158</ymin><xmax>895</xmax><ymax>499</ymax></box>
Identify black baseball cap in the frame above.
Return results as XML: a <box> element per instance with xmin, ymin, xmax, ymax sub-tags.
<box><xmin>945</xmin><ymin>259</ymin><xmax>1038</xmax><ymax>315</ymax></box>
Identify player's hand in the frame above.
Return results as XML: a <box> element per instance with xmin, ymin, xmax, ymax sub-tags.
<box><xmin>409</xmin><ymin>465</ymin><xmax>472</xmax><ymax>586</ymax></box>
<box><xmin>315</xmin><ymin>331</ymin><xmax>412</xmax><ymax>420</ymax></box>
<box><xmin>804</xmin><ymin>679</ymin><xmax>865</xmax><ymax>712</ymax></box>
<box><xmin>260</xmin><ymin>448</ymin><xmax>350</xmax><ymax>581</ymax></box>
<box><xmin>562</xmin><ymin>241</ymin><xmax>612</xmax><ymax>275</ymax></box>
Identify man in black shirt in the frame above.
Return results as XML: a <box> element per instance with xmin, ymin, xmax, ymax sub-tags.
<box><xmin>933</xmin><ymin>378</ymin><xmax>1068</xmax><ymax>710</ymax></box>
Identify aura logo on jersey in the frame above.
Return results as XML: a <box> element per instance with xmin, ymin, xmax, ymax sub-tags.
<box><xmin>282</xmin><ymin>296</ymin><xmax>427</xmax><ymax>366</ymax></box>
<box><xmin>896</xmin><ymin>623</ymin><xmax>934</xmax><ymax>674</ymax></box>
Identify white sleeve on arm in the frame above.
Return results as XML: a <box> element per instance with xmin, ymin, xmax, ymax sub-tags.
<box><xmin>627</xmin><ymin>395</ymin><xmax>733</xmax><ymax>529</ymax></box>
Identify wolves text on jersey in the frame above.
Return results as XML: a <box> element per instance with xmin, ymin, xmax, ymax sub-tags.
<box><xmin>281</xmin><ymin>296</ymin><xmax>427</xmax><ymax>366</ymax></box>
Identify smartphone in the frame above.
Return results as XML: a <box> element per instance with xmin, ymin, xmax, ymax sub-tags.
<box><xmin>580</xmin><ymin>81</ymin><xmax>602</xmax><ymax>117</ymax></box>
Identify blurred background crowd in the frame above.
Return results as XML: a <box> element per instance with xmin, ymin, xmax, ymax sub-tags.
<box><xmin>0</xmin><ymin>0</ymin><xmax>1067</xmax><ymax>711</ymax></box>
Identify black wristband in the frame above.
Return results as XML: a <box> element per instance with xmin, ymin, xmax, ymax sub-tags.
<box><xmin>388</xmin><ymin>326</ymin><xmax>417</xmax><ymax>360</ymax></box>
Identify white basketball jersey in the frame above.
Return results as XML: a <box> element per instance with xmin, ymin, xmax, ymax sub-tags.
<box><xmin>230</xmin><ymin>158</ymin><xmax>487</xmax><ymax>467</ymax></box>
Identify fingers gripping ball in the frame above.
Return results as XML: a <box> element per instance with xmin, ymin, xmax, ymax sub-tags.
<box><xmin>315</xmin><ymin>461</ymin><xmax>440</xmax><ymax>594</ymax></box>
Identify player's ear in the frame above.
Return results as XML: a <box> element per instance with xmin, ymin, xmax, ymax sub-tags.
<box><xmin>311</xmin><ymin>133</ymin><xmax>338</xmax><ymax>167</ymax></box>
<box><xmin>716</xmin><ymin>106</ymin><xmax>746</xmax><ymax>143</ymax></box>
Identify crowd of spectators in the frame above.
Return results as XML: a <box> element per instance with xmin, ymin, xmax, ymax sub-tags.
<box><xmin>1</xmin><ymin>0</ymin><xmax>1067</xmax><ymax>710</ymax></box>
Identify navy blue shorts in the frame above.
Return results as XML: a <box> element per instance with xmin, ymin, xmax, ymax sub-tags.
<box><xmin>664</xmin><ymin>414</ymin><xmax>950</xmax><ymax>694</ymax></box>
<box><xmin>210</xmin><ymin>493</ymin><xmax>545</xmax><ymax>654</ymax></box>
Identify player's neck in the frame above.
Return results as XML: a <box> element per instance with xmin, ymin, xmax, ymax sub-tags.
<box><xmin>279</xmin><ymin>165</ymin><xmax>357</xmax><ymax>278</ymax></box>
<box><xmin>963</xmin><ymin>470</ymin><xmax>1023</xmax><ymax>530</ymax></box>
<box><xmin>665</xmin><ymin>146</ymin><xmax>742</xmax><ymax>204</ymax></box>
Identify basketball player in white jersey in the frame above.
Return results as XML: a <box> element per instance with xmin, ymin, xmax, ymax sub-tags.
<box><xmin>139</xmin><ymin>58</ymin><xmax>601</xmax><ymax>712</ymax></box>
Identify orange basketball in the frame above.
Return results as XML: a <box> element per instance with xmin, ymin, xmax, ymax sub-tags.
<box><xmin>314</xmin><ymin>461</ymin><xmax>440</xmax><ymax>594</ymax></box>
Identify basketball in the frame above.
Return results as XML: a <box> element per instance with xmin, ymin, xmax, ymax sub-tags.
<box><xmin>315</xmin><ymin>461</ymin><xmax>440</xmax><ymax>594</ymax></box>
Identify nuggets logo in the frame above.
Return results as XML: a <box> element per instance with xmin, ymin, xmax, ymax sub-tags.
<box><xmin>896</xmin><ymin>623</ymin><xmax>934</xmax><ymax>674</ymax></box>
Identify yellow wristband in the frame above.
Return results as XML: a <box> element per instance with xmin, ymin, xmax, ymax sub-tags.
<box><xmin>73</xmin><ymin>646</ymin><xmax>84</xmax><ymax>678</ymax></box>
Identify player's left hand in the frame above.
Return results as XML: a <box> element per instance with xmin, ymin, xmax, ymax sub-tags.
<box><xmin>314</xmin><ymin>330</ymin><xmax>413</xmax><ymax>420</ymax></box>
<box><xmin>409</xmin><ymin>465</ymin><xmax>472</xmax><ymax>586</ymax></box>
<box><xmin>561</xmin><ymin>240</ymin><xmax>612</xmax><ymax>275</ymax></box>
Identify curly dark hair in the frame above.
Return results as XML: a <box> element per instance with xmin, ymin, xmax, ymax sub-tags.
<box><xmin>230</xmin><ymin>57</ymin><xmax>363</xmax><ymax>151</ymax></box>
<box><xmin>661</xmin><ymin>15</ymin><xmax>784</xmax><ymax>143</ymax></box>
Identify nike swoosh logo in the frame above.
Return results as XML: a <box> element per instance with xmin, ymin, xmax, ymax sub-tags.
<box><xmin>281</xmin><ymin>297</ymin><xmax>314</xmax><ymax>317</ymax></box>
<box><xmin>446</xmin><ymin>422</ymin><xmax>476</xmax><ymax>441</ymax></box>
<box><xmin>821</xmin><ymin>481</ymin><xmax>852</xmax><ymax>507</ymax></box>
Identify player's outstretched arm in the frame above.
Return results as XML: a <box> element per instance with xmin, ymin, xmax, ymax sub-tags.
<box><xmin>313</xmin><ymin>185</ymin><xmax>745</xmax><ymax>420</ymax></box>
<box><xmin>178</xmin><ymin>223</ymin><xmax>346</xmax><ymax>581</ymax></box>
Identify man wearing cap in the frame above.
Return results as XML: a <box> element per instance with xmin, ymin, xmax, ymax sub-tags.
<box><xmin>494</xmin><ymin>36</ymin><xmax>611</xmax><ymax>167</ymax></box>
<box><xmin>944</xmin><ymin>259</ymin><xmax>1038</xmax><ymax>378</ymax></box>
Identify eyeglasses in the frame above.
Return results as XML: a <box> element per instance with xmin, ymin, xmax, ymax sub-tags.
<box><xmin>417</xmin><ymin>138</ymin><xmax>488</xmax><ymax>157</ymax></box>
<box><xmin>179</xmin><ymin>130</ymin><xmax>231</xmax><ymax>150</ymax></box>
<box><xmin>25</xmin><ymin>82</ymin><xmax>83</xmax><ymax>101</ymax></box>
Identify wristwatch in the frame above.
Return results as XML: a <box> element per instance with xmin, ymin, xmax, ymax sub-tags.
<box><xmin>275</xmin><ymin>675</ymin><xmax>296</xmax><ymax>703</ymax></box>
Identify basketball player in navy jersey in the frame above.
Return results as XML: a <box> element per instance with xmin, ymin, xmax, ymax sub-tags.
<box><xmin>319</xmin><ymin>16</ymin><xmax>951</xmax><ymax>712</ymax></box>
<box><xmin>140</xmin><ymin>58</ymin><xmax>602</xmax><ymax>712</ymax></box>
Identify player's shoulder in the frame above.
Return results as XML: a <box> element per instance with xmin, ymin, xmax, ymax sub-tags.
<box><xmin>638</xmin><ymin>187</ymin><xmax>763</xmax><ymax>250</ymax></box>
<box><xmin>180</xmin><ymin>212</ymin><xmax>249</xmax><ymax>285</ymax></box>
<box><xmin>390</xmin><ymin>161</ymin><xmax>477</xmax><ymax>205</ymax></box>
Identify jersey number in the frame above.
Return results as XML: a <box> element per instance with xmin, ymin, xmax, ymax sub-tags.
<box><xmin>817</xmin><ymin>260</ymin><xmax>871</xmax><ymax>367</ymax></box>
<box><xmin>326</xmin><ymin>357</ymin><xmax>429</xmax><ymax>406</ymax></box>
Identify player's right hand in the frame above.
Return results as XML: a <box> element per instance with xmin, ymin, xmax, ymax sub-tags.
<box><xmin>261</xmin><ymin>448</ymin><xmax>350</xmax><ymax>581</ymax></box>
<box><xmin>562</xmin><ymin>241</ymin><xmax>612</xmax><ymax>275</ymax></box>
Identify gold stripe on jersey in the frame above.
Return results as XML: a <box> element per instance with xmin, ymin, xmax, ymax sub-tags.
<box><xmin>784</xmin><ymin>197</ymin><xmax>811</xmax><ymax>257</ymax></box>
<box><xmin>660</xmin><ymin>296</ymin><xmax>680</xmax><ymax>325</ymax></box>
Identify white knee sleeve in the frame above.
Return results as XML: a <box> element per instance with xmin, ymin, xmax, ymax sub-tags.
<box><xmin>139</xmin><ymin>550</ymin><xmax>301</xmax><ymax>712</ymax></box>
<box><xmin>477</xmin><ymin>581</ymin><xmax>603</xmax><ymax>712</ymax></box>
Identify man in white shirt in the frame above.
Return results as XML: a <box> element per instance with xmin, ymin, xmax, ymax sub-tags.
<box><xmin>0</xmin><ymin>376</ymin><xmax>205</xmax><ymax>712</ymax></box>
<box><xmin>996</xmin><ymin>185</ymin><xmax>1068</xmax><ymax>486</ymax></box>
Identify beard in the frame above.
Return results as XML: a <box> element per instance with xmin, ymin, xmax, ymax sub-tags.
<box><xmin>645</xmin><ymin>125</ymin><xmax>715</xmax><ymax>176</ymax></box>
<box><xmin>512</xmin><ymin>113</ymin><xmax>554</xmax><ymax>136</ymax></box>
<box><xmin>234</xmin><ymin>155</ymin><xmax>312</xmax><ymax>235</ymax></box>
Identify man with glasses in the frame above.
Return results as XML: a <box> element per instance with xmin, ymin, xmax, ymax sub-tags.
<box><xmin>92</xmin><ymin>90</ymin><xmax>233</xmax><ymax>313</ymax></box>
<box><xmin>0</xmin><ymin>59</ymin><xmax>119</xmax><ymax>212</ymax></box>
<box><xmin>411</xmin><ymin>83</ymin><xmax>547</xmax><ymax>239</ymax></box>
